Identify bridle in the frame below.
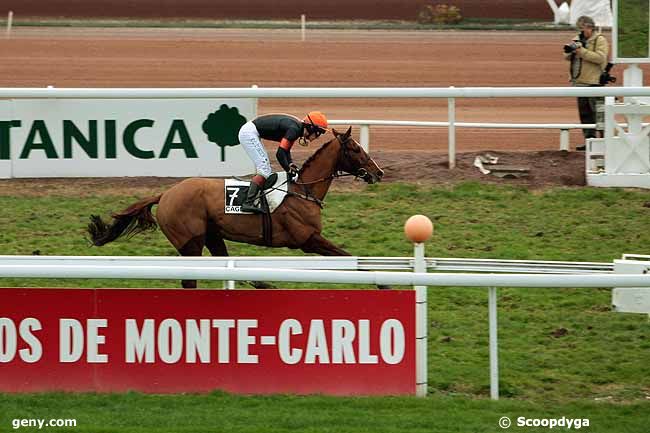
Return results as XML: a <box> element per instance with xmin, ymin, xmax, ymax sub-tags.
<box><xmin>293</xmin><ymin>135</ymin><xmax>372</xmax><ymax>186</ymax></box>
<box><xmin>287</xmin><ymin>134</ymin><xmax>374</xmax><ymax>207</ymax></box>
<box><xmin>336</xmin><ymin>134</ymin><xmax>373</xmax><ymax>183</ymax></box>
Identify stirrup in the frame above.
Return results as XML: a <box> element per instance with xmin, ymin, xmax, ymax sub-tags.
<box><xmin>240</xmin><ymin>194</ymin><xmax>264</xmax><ymax>213</ymax></box>
<box><xmin>241</xmin><ymin>200</ymin><xmax>264</xmax><ymax>213</ymax></box>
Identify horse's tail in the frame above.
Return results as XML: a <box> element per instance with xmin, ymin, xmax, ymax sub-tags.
<box><xmin>87</xmin><ymin>195</ymin><xmax>162</xmax><ymax>246</ymax></box>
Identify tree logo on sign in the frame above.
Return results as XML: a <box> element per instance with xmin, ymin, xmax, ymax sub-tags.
<box><xmin>202</xmin><ymin>104</ymin><xmax>247</xmax><ymax>162</ymax></box>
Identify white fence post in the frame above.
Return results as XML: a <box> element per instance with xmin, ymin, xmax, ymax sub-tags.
<box><xmin>404</xmin><ymin>214</ymin><xmax>432</xmax><ymax>398</ymax></box>
<box><xmin>448</xmin><ymin>89</ymin><xmax>456</xmax><ymax>169</ymax></box>
<box><xmin>225</xmin><ymin>260</ymin><xmax>236</xmax><ymax>290</ymax></box>
<box><xmin>6</xmin><ymin>11</ymin><xmax>13</xmax><ymax>39</ymax></box>
<box><xmin>251</xmin><ymin>84</ymin><xmax>258</xmax><ymax>118</ymax></box>
<box><xmin>359</xmin><ymin>124</ymin><xmax>370</xmax><ymax>153</ymax></box>
<box><xmin>560</xmin><ymin>129</ymin><xmax>570</xmax><ymax>151</ymax></box>
<box><xmin>489</xmin><ymin>286</ymin><xmax>499</xmax><ymax>400</ymax></box>
<box><xmin>300</xmin><ymin>14</ymin><xmax>306</xmax><ymax>42</ymax></box>
<box><xmin>414</xmin><ymin>242</ymin><xmax>428</xmax><ymax>397</ymax></box>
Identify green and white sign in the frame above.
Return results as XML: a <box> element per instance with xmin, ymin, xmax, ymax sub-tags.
<box><xmin>613</xmin><ymin>0</ymin><xmax>650</xmax><ymax>63</ymax></box>
<box><xmin>0</xmin><ymin>99</ymin><xmax>255</xmax><ymax>178</ymax></box>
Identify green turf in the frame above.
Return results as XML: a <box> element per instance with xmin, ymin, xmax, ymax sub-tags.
<box><xmin>1</xmin><ymin>391</ymin><xmax>648</xmax><ymax>433</ymax></box>
<box><xmin>1</xmin><ymin>183</ymin><xmax>649</xmax><ymax>431</ymax></box>
<box><xmin>617</xmin><ymin>0</ymin><xmax>650</xmax><ymax>58</ymax></box>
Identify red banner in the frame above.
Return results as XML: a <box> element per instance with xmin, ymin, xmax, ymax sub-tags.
<box><xmin>0</xmin><ymin>288</ymin><xmax>415</xmax><ymax>395</ymax></box>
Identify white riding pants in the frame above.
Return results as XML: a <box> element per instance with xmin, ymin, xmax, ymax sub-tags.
<box><xmin>238</xmin><ymin>121</ymin><xmax>272</xmax><ymax>178</ymax></box>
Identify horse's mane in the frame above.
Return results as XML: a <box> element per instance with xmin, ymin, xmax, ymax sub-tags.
<box><xmin>299</xmin><ymin>137</ymin><xmax>339</xmax><ymax>173</ymax></box>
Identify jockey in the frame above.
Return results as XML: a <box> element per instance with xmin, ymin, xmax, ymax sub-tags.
<box><xmin>237</xmin><ymin>111</ymin><xmax>328</xmax><ymax>213</ymax></box>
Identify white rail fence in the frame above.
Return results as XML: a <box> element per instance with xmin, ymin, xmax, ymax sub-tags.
<box><xmin>2</xmin><ymin>262</ymin><xmax>648</xmax><ymax>286</ymax></box>
<box><xmin>329</xmin><ymin>119</ymin><xmax>597</xmax><ymax>157</ymax></box>
<box><xmin>1</xmin><ymin>86</ymin><xmax>649</xmax><ymax>169</ymax></box>
<box><xmin>1</xmin><ymin>254</ymin><xmax>648</xmax><ymax>400</ymax></box>
<box><xmin>0</xmin><ymin>255</ymin><xmax>614</xmax><ymax>274</ymax></box>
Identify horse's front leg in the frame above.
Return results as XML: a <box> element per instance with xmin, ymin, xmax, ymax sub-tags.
<box><xmin>300</xmin><ymin>233</ymin><xmax>391</xmax><ymax>290</ymax></box>
<box><xmin>300</xmin><ymin>232</ymin><xmax>351</xmax><ymax>256</ymax></box>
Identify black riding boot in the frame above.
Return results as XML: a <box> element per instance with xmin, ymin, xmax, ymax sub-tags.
<box><xmin>241</xmin><ymin>181</ymin><xmax>263</xmax><ymax>213</ymax></box>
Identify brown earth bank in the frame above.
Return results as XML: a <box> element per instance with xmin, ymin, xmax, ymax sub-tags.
<box><xmin>0</xmin><ymin>150</ymin><xmax>585</xmax><ymax>197</ymax></box>
<box><xmin>2</xmin><ymin>1</ymin><xmax>553</xmax><ymax>21</ymax></box>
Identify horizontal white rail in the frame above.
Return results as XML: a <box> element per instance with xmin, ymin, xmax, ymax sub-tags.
<box><xmin>329</xmin><ymin>119</ymin><xmax>590</xmax><ymax>154</ymax></box>
<box><xmin>329</xmin><ymin>119</ymin><xmax>590</xmax><ymax>130</ymax></box>
<box><xmin>426</xmin><ymin>258</ymin><xmax>613</xmax><ymax>273</ymax></box>
<box><xmin>0</xmin><ymin>264</ymin><xmax>647</xmax><ymax>287</ymax></box>
<box><xmin>0</xmin><ymin>255</ymin><xmax>359</xmax><ymax>270</ymax></box>
<box><xmin>0</xmin><ymin>255</ymin><xmax>613</xmax><ymax>273</ymax></box>
<box><xmin>0</xmin><ymin>87</ymin><xmax>649</xmax><ymax>99</ymax></box>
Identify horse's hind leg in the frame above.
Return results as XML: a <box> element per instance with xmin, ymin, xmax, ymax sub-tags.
<box><xmin>205</xmin><ymin>231</ymin><xmax>274</xmax><ymax>289</ymax></box>
<box><xmin>178</xmin><ymin>235</ymin><xmax>206</xmax><ymax>289</ymax></box>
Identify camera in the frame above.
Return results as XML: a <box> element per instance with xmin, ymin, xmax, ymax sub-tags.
<box><xmin>563</xmin><ymin>41</ymin><xmax>582</xmax><ymax>53</ymax></box>
<box><xmin>564</xmin><ymin>32</ymin><xmax>588</xmax><ymax>54</ymax></box>
<box><xmin>599</xmin><ymin>62</ymin><xmax>617</xmax><ymax>85</ymax></box>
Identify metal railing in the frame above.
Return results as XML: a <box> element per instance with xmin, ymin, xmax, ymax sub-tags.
<box><xmin>329</xmin><ymin>119</ymin><xmax>592</xmax><ymax>155</ymax></box>
<box><xmin>0</xmin><ymin>255</ymin><xmax>614</xmax><ymax>274</ymax></box>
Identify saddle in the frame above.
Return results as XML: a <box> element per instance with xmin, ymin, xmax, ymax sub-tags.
<box><xmin>224</xmin><ymin>172</ymin><xmax>289</xmax><ymax>215</ymax></box>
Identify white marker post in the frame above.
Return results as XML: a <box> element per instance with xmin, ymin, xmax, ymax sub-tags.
<box><xmin>404</xmin><ymin>214</ymin><xmax>433</xmax><ymax>397</ymax></box>
<box><xmin>6</xmin><ymin>11</ymin><xmax>13</xmax><ymax>39</ymax></box>
<box><xmin>489</xmin><ymin>285</ymin><xmax>499</xmax><ymax>400</ymax></box>
<box><xmin>448</xmin><ymin>86</ymin><xmax>456</xmax><ymax>169</ymax></box>
<box><xmin>359</xmin><ymin>124</ymin><xmax>370</xmax><ymax>153</ymax></box>
<box><xmin>301</xmin><ymin>14</ymin><xmax>306</xmax><ymax>42</ymax></box>
<box><xmin>251</xmin><ymin>84</ymin><xmax>259</xmax><ymax>118</ymax></box>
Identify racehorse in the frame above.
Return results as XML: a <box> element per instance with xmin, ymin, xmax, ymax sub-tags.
<box><xmin>87</xmin><ymin>127</ymin><xmax>384</xmax><ymax>288</ymax></box>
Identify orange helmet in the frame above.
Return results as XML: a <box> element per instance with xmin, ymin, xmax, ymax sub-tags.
<box><xmin>303</xmin><ymin>111</ymin><xmax>328</xmax><ymax>135</ymax></box>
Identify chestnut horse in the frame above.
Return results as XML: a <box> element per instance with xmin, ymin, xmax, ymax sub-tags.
<box><xmin>87</xmin><ymin>128</ymin><xmax>384</xmax><ymax>288</ymax></box>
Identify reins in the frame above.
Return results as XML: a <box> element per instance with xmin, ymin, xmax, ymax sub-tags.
<box><xmin>260</xmin><ymin>134</ymin><xmax>369</xmax><ymax>209</ymax></box>
<box><xmin>261</xmin><ymin>178</ymin><xmax>325</xmax><ymax>209</ymax></box>
<box><xmin>291</xmin><ymin>170</ymin><xmax>359</xmax><ymax>186</ymax></box>
<box><xmin>293</xmin><ymin>135</ymin><xmax>368</xmax><ymax>186</ymax></box>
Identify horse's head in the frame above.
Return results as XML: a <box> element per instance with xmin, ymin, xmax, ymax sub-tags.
<box><xmin>332</xmin><ymin>127</ymin><xmax>384</xmax><ymax>184</ymax></box>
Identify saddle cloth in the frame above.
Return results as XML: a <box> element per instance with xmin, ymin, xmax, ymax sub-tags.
<box><xmin>224</xmin><ymin>172</ymin><xmax>289</xmax><ymax>214</ymax></box>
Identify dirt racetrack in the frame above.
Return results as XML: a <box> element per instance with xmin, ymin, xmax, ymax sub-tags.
<box><xmin>1</xmin><ymin>27</ymin><xmax>645</xmax><ymax>190</ymax></box>
<box><xmin>4</xmin><ymin>1</ymin><xmax>553</xmax><ymax>21</ymax></box>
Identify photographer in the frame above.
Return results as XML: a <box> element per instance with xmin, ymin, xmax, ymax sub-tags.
<box><xmin>564</xmin><ymin>15</ymin><xmax>609</xmax><ymax>150</ymax></box>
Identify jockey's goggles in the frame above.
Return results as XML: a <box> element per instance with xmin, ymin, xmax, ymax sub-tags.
<box><xmin>312</xmin><ymin>127</ymin><xmax>328</xmax><ymax>138</ymax></box>
<box><xmin>305</xmin><ymin>116</ymin><xmax>329</xmax><ymax>138</ymax></box>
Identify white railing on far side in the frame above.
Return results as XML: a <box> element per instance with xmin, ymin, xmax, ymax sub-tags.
<box><xmin>1</xmin><ymin>86</ymin><xmax>648</xmax><ymax>169</ymax></box>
